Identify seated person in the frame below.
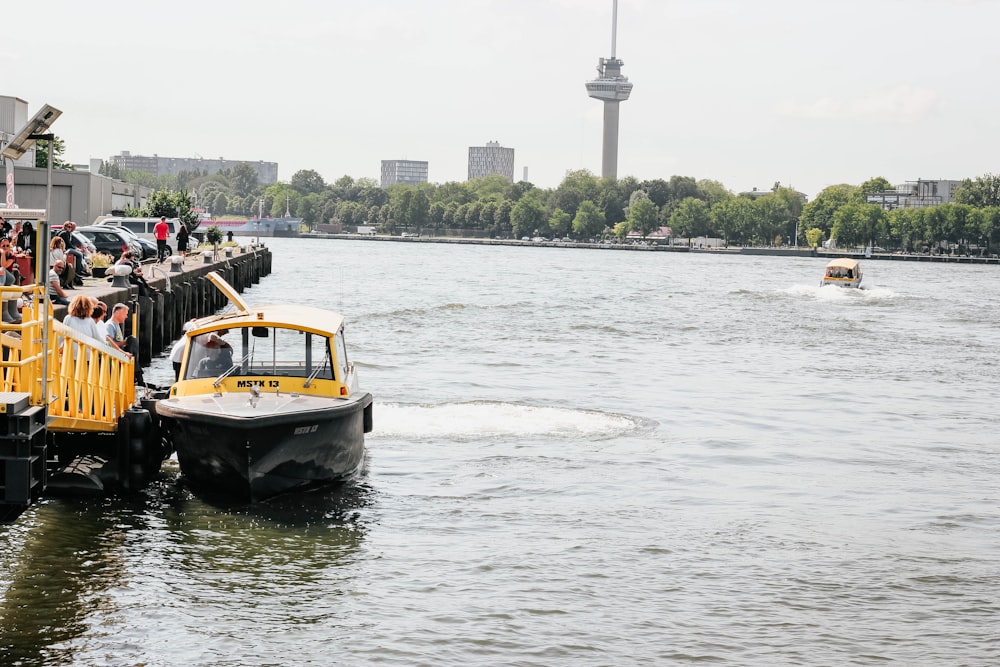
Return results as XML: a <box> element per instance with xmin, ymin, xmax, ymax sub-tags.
<box><xmin>187</xmin><ymin>329</ymin><xmax>234</xmax><ymax>378</ymax></box>
<box><xmin>115</xmin><ymin>251</ymin><xmax>159</xmax><ymax>296</ymax></box>
<box><xmin>48</xmin><ymin>262</ymin><xmax>71</xmax><ymax>306</ymax></box>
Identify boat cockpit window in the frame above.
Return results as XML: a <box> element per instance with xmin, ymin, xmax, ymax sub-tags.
<box><xmin>334</xmin><ymin>330</ymin><xmax>349</xmax><ymax>381</ymax></box>
<box><xmin>184</xmin><ymin>326</ymin><xmax>335</xmax><ymax>381</ymax></box>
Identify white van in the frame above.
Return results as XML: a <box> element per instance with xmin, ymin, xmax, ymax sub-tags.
<box><xmin>94</xmin><ymin>216</ymin><xmax>177</xmax><ymax>240</ymax></box>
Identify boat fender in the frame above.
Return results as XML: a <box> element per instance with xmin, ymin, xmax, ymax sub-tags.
<box><xmin>363</xmin><ymin>402</ymin><xmax>373</xmax><ymax>434</ymax></box>
<box><xmin>122</xmin><ymin>409</ymin><xmax>155</xmax><ymax>490</ymax></box>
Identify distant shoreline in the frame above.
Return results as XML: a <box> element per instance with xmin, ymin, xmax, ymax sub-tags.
<box><xmin>297</xmin><ymin>233</ymin><xmax>1000</xmax><ymax>265</ymax></box>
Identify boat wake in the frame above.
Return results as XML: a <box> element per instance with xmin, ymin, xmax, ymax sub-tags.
<box><xmin>370</xmin><ymin>401</ymin><xmax>651</xmax><ymax>441</ymax></box>
<box><xmin>782</xmin><ymin>284</ymin><xmax>900</xmax><ymax>301</ymax></box>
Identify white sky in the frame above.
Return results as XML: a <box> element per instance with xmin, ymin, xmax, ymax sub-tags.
<box><xmin>4</xmin><ymin>0</ymin><xmax>999</xmax><ymax>199</ymax></box>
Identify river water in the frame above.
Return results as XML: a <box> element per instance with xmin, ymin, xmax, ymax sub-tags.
<box><xmin>2</xmin><ymin>238</ymin><xmax>998</xmax><ymax>666</ymax></box>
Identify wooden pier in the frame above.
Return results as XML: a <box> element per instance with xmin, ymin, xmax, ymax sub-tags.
<box><xmin>0</xmin><ymin>245</ymin><xmax>272</xmax><ymax>519</ymax></box>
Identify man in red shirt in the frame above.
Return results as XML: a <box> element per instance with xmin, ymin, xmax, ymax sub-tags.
<box><xmin>154</xmin><ymin>216</ymin><xmax>170</xmax><ymax>261</ymax></box>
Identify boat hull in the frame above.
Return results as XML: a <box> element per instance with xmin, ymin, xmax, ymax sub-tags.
<box><xmin>156</xmin><ymin>392</ymin><xmax>372</xmax><ymax>501</ymax></box>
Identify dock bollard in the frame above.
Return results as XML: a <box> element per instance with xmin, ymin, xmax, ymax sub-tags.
<box><xmin>169</xmin><ymin>255</ymin><xmax>184</xmax><ymax>273</ymax></box>
<box><xmin>203</xmin><ymin>251</ymin><xmax>213</xmax><ymax>264</ymax></box>
<box><xmin>111</xmin><ymin>264</ymin><xmax>132</xmax><ymax>288</ymax></box>
<box><xmin>225</xmin><ymin>248</ymin><xmax>233</xmax><ymax>258</ymax></box>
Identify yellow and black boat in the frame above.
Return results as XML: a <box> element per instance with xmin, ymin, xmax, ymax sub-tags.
<box><xmin>155</xmin><ymin>272</ymin><xmax>373</xmax><ymax>501</ymax></box>
<box><xmin>821</xmin><ymin>258</ymin><xmax>863</xmax><ymax>288</ymax></box>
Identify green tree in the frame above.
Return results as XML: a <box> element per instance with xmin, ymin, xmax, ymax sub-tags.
<box><xmin>696</xmin><ymin>179</ymin><xmax>732</xmax><ymax>208</ymax></box>
<box><xmin>229</xmin><ymin>163</ymin><xmax>260</xmax><ymax>199</ymax></box>
<box><xmin>831</xmin><ymin>202</ymin><xmax>887</xmax><ymax>248</ymax></box>
<box><xmin>494</xmin><ymin>199</ymin><xmax>513</xmax><ymax>237</ymax></box>
<box><xmin>804</xmin><ymin>227</ymin><xmax>825</xmax><ymax>247</ymax></box>
<box><xmin>143</xmin><ymin>189</ymin><xmax>198</xmax><ymax>227</ymax></box>
<box><xmin>407</xmin><ymin>190</ymin><xmax>430</xmax><ymax>231</ymax></box>
<box><xmin>211</xmin><ymin>191</ymin><xmax>228</xmax><ymax>216</ymax></box>
<box><xmin>263</xmin><ymin>183</ymin><xmax>301</xmax><ymax>217</ymax></box>
<box><xmin>626</xmin><ymin>196</ymin><xmax>660</xmax><ymax>238</ymax></box>
<box><xmin>954</xmin><ymin>173</ymin><xmax>1000</xmax><ymax>208</ymax></box>
<box><xmin>800</xmin><ymin>184</ymin><xmax>857</xmax><ymax>237</ymax></box>
<box><xmin>888</xmin><ymin>207</ymin><xmax>924</xmax><ymax>252</ymax></box>
<box><xmin>572</xmin><ymin>200</ymin><xmax>606</xmax><ymax>239</ymax></box>
<box><xmin>511</xmin><ymin>196</ymin><xmax>546</xmax><ymax>238</ymax></box>
<box><xmin>549</xmin><ymin>169</ymin><xmax>600</xmax><ymax>220</ymax></box>
<box><xmin>669</xmin><ymin>197</ymin><xmax>713</xmax><ymax>239</ymax></box>
<box><xmin>612</xmin><ymin>221</ymin><xmax>630</xmax><ymax>240</ymax></box>
<box><xmin>548</xmin><ymin>208</ymin><xmax>572</xmax><ymax>238</ymax></box>
<box><xmin>978</xmin><ymin>206</ymin><xmax>1000</xmax><ymax>253</ymax></box>
<box><xmin>290</xmin><ymin>169</ymin><xmax>326</xmax><ymax>195</ymax></box>
<box><xmin>467</xmin><ymin>174</ymin><xmax>511</xmax><ymax>201</ymax></box>
<box><xmin>476</xmin><ymin>200</ymin><xmax>496</xmax><ymax>231</ymax></box>
<box><xmin>856</xmin><ymin>176</ymin><xmax>893</xmax><ymax>202</ymax></box>
<box><xmin>33</xmin><ymin>136</ymin><xmax>73</xmax><ymax>170</ymax></box>
<box><xmin>711</xmin><ymin>196</ymin><xmax>756</xmax><ymax>245</ymax></box>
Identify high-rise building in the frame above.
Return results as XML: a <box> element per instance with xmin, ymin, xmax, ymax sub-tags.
<box><xmin>585</xmin><ymin>0</ymin><xmax>633</xmax><ymax>179</ymax></box>
<box><xmin>468</xmin><ymin>141</ymin><xmax>514</xmax><ymax>181</ymax></box>
<box><xmin>381</xmin><ymin>159</ymin><xmax>429</xmax><ymax>187</ymax></box>
<box><xmin>109</xmin><ymin>151</ymin><xmax>279</xmax><ymax>184</ymax></box>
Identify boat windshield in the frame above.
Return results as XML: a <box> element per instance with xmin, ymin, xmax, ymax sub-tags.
<box><xmin>184</xmin><ymin>326</ymin><xmax>335</xmax><ymax>381</ymax></box>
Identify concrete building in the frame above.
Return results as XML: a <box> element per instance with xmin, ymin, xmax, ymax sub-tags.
<box><xmin>0</xmin><ymin>96</ymin><xmax>38</xmax><ymax>168</ymax></box>
<box><xmin>468</xmin><ymin>141</ymin><xmax>514</xmax><ymax>181</ymax></box>
<box><xmin>110</xmin><ymin>151</ymin><xmax>279</xmax><ymax>184</ymax></box>
<box><xmin>866</xmin><ymin>179</ymin><xmax>963</xmax><ymax>210</ymax></box>
<box><xmin>1</xmin><ymin>164</ymin><xmax>153</xmax><ymax>225</ymax></box>
<box><xmin>585</xmin><ymin>0</ymin><xmax>633</xmax><ymax>179</ymax></box>
<box><xmin>381</xmin><ymin>159</ymin><xmax>428</xmax><ymax>188</ymax></box>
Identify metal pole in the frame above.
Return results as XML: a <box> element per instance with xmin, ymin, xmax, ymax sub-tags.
<box><xmin>38</xmin><ymin>135</ymin><xmax>54</xmax><ymax>407</ymax></box>
<box><xmin>611</xmin><ymin>0</ymin><xmax>618</xmax><ymax>58</ymax></box>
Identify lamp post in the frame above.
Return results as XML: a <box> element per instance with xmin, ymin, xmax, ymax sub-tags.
<box><xmin>0</xmin><ymin>104</ymin><xmax>62</xmax><ymax>407</ymax></box>
<box><xmin>257</xmin><ymin>196</ymin><xmax>263</xmax><ymax>245</ymax></box>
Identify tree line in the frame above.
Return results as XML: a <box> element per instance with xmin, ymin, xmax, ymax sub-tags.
<box><xmin>99</xmin><ymin>156</ymin><xmax>1000</xmax><ymax>252</ymax></box>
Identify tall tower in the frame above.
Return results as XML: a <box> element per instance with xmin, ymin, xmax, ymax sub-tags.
<box><xmin>585</xmin><ymin>0</ymin><xmax>633</xmax><ymax>179</ymax></box>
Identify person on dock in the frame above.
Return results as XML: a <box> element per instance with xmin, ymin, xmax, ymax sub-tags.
<box><xmin>49</xmin><ymin>237</ymin><xmax>76</xmax><ymax>290</ymax></box>
<box><xmin>115</xmin><ymin>251</ymin><xmax>159</xmax><ymax>297</ymax></box>
<box><xmin>91</xmin><ymin>300</ymin><xmax>107</xmax><ymax>324</ymax></box>
<box><xmin>48</xmin><ymin>262</ymin><xmax>70</xmax><ymax>306</ymax></box>
<box><xmin>56</xmin><ymin>222</ymin><xmax>88</xmax><ymax>282</ymax></box>
<box><xmin>63</xmin><ymin>295</ymin><xmax>106</xmax><ymax>343</ymax></box>
<box><xmin>106</xmin><ymin>303</ymin><xmax>143</xmax><ymax>384</ymax></box>
<box><xmin>15</xmin><ymin>221</ymin><xmax>33</xmax><ymax>255</ymax></box>
<box><xmin>176</xmin><ymin>223</ymin><xmax>190</xmax><ymax>257</ymax></box>
<box><xmin>0</xmin><ymin>240</ymin><xmax>23</xmax><ymax>324</ymax></box>
<box><xmin>154</xmin><ymin>216</ymin><xmax>170</xmax><ymax>261</ymax></box>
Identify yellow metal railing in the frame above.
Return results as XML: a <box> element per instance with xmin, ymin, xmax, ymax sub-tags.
<box><xmin>0</xmin><ymin>285</ymin><xmax>135</xmax><ymax>432</ymax></box>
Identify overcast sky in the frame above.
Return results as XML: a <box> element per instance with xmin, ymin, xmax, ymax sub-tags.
<box><xmin>4</xmin><ymin>0</ymin><xmax>999</xmax><ymax>199</ymax></box>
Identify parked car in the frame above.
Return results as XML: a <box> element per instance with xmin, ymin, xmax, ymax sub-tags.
<box><xmin>95</xmin><ymin>224</ymin><xmax>163</xmax><ymax>260</ymax></box>
<box><xmin>51</xmin><ymin>225</ymin><xmax>97</xmax><ymax>259</ymax></box>
<box><xmin>93</xmin><ymin>216</ymin><xmax>174</xmax><ymax>258</ymax></box>
<box><xmin>75</xmin><ymin>226</ymin><xmax>143</xmax><ymax>260</ymax></box>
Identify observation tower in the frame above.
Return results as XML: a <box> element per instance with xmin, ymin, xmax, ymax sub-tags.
<box><xmin>585</xmin><ymin>0</ymin><xmax>633</xmax><ymax>179</ymax></box>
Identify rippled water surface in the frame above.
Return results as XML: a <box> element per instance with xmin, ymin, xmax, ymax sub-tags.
<box><xmin>2</xmin><ymin>239</ymin><xmax>998</xmax><ymax>665</ymax></box>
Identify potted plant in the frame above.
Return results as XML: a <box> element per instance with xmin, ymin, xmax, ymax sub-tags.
<box><xmin>88</xmin><ymin>252</ymin><xmax>114</xmax><ymax>278</ymax></box>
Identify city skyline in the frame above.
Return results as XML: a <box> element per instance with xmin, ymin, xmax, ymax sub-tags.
<box><xmin>3</xmin><ymin>1</ymin><xmax>1000</xmax><ymax>200</ymax></box>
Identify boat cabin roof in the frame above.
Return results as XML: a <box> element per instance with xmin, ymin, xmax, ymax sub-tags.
<box><xmin>189</xmin><ymin>304</ymin><xmax>345</xmax><ymax>338</ymax></box>
<box><xmin>825</xmin><ymin>258</ymin><xmax>860</xmax><ymax>270</ymax></box>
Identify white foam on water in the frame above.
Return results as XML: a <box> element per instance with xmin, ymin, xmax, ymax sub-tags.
<box><xmin>370</xmin><ymin>401</ymin><xmax>642</xmax><ymax>441</ymax></box>
<box><xmin>782</xmin><ymin>283</ymin><xmax>899</xmax><ymax>301</ymax></box>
